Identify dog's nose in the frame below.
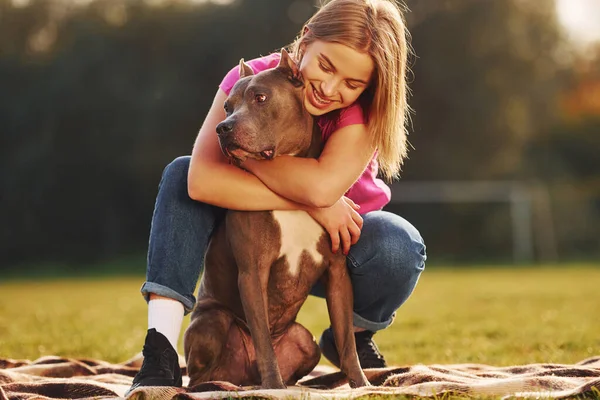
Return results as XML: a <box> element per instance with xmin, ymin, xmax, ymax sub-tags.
<box><xmin>216</xmin><ymin>121</ymin><xmax>233</xmax><ymax>135</ymax></box>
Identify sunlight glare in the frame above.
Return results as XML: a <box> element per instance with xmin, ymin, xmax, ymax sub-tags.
<box><xmin>555</xmin><ymin>0</ymin><xmax>600</xmax><ymax>46</ymax></box>
<box><xmin>11</xmin><ymin>0</ymin><xmax>30</xmax><ymax>8</ymax></box>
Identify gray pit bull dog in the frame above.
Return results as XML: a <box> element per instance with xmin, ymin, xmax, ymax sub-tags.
<box><xmin>183</xmin><ymin>50</ymin><xmax>370</xmax><ymax>389</ymax></box>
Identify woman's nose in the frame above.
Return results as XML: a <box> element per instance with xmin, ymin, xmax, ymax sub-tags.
<box><xmin>320</xmin><ymin>79</ymin><xmax>338</xmax><ymax>97</ymax></box>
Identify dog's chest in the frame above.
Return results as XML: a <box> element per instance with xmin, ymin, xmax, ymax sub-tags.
<box><xmin>271</xmin><ymin>210</ymin><xmax>326</xmax><ymax>276</ymax></box>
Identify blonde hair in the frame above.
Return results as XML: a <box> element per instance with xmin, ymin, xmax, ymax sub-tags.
<box><xmin>289</xmin><ymin>0</ymin><xmax>411</xmax><ymax>181</ymax></box>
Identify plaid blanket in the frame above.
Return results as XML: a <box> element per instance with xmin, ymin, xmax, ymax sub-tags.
<box><xmin>1</xmin><ymin>355</ymin><xmax>599</xmax><ymax>399</ymax></box>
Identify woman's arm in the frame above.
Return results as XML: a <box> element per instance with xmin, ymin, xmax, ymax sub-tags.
<box><xmin>242</xmin><ymin>123</ymin><xmax>375</xmax><ymax>208</ymax></box>
<box><xmin>188</xmin><ymin>89</ymin><xmax>311</xmax><ymax>211</ymax></box>
<box><xmin>189</xmin><ymin>88</ymin><xmax>364</xmax><ymax>254</ymax></box>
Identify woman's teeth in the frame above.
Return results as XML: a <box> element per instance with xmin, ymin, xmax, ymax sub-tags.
<box><xmin>313</xmin><ymin>86</ymin><xmax>332</xmax><ymax>105</ymax></box>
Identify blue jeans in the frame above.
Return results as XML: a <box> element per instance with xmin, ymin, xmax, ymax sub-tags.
<box><xmin>141</xmin><ymin>156</ymin><xmax>426</xmax><ymax>332</ymax></box>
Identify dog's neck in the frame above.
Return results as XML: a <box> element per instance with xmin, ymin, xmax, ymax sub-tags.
<box><xmin>304</xmin><ymin>122</ymin><xmax>323</xmax><ymax>159</ymax></box>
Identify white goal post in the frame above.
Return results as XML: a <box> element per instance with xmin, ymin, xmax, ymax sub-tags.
<box><xmin>388</xmin><ymin>181</ymin><xmax>558</xmax><ymax>263</ymax></box>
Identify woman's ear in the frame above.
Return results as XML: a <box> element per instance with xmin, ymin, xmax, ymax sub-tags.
<box><xmin>298</xmin><ymin>42</ymin><xmax>307</xmax><ymax>56</ymax></box>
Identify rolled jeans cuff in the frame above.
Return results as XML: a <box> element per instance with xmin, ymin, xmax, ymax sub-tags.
<box><xmin>141</xmin><ymin>282</ymin><xmax>196</xmax><ymax>315</ymax></box>
<box><xmin>353</xmin><ymin>311</ymin><xmax>394</xmax><ymax>332</ymax></box>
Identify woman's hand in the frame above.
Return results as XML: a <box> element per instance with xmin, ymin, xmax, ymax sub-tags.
<box><xmin>307</xmin><ymin>197</ymin><xmax>363</xmax><ymax>255</ymax></box>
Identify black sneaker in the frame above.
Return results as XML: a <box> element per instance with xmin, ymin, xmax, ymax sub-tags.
<box><xmin>319</xmin><ymin>327</ymin><xmax>387</xmax><ymax>369</ymax></box>
<box><xmin>126</xmin><ymin>329</ymin><xmax>182</xmax><ymax>395</ymax></box>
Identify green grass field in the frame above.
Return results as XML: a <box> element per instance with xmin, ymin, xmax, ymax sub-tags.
<box><xmin>1</xmin><ymin>265</ymin><xmax>599</xmax><ymax>369</ymax></box>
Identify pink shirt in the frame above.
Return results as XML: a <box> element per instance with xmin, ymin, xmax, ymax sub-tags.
<box><xmin>219</xmin><ymin>53</ymin><xmax>391</xmax><ymax>213</ymax></box>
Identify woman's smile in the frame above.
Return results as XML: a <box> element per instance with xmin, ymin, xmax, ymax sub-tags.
<box><xmin>308</xmin><ymin>84</ymin><xmax>335</xmax><ymax>109</ymax></box>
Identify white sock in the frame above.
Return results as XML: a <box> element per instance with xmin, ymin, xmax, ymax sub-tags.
<box><xmin>148</xmin><ymin>298</ymin><xmax>185</xmax><ymax>351</ymax></box>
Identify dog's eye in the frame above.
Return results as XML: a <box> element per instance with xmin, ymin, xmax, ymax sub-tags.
<box><xmin>255</xmin><ymin>94</ymin><xmax>267</xmax><ymax>103</ymax></box>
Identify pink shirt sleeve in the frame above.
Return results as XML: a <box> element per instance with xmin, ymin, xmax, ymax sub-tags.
<box><xmin>219</xmin><ymin>53</ymin><xmax>281</xmax><ymax>95</ymax></box>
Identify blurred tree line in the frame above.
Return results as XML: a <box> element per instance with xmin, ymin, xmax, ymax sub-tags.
<box><xmin>1</xmin><ymin>0</ymin><xmax>598</xmax><ymax>270</ymax></box>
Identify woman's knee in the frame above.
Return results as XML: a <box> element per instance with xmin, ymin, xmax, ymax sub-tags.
<box><xmin>161</xmin><ymin>156</ymin><xmax>191</xmax><ymax>186</ymax></box>
<box><xmin>346</xmin><ymin>212</ymin><xmax>426</xmax><ymax>321</ymax></box>
<box><xmin>391</xmin><ymin>215</ymin><xmax>427</xmax><ymax>276</ymax></box>
<box><xmin>156</xmin><ymin>156</ymin><xmax>192</xmax><ymax>200</ymax></box>
<box><xmin>355</xmin><ymin>211</ymin><xmax>427</xmax><ymax>278</ymax></box>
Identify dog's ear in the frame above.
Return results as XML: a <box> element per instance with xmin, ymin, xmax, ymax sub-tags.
<box><xmin>276</xmin><ymin>48</ymin><xmax>303</xmax><ymax>88</ymax></box>
<box><xmin>239</xmin><ymin>59</ymin><xmax>254</xmax><ymax>78</ymax></box>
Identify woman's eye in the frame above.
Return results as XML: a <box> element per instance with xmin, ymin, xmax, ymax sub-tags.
<box><xmin>319</xmin><ymin>62</ymin><xmax>332</xmax><ymax>72</ymax></box>
<box><xmin>255</xmin><ymin>94</ymin><xmax>267</xmax><ymax>103</ymax></box>
<box><xmin>346</xmin><ymin>82</ymin><xmax>359</xmax><ymax>90</ymax></box>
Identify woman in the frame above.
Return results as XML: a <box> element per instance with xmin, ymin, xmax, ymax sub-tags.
<box><xmin>129</xmin><ymin>0</ymin><xmax>426</xmax><ymax>391</ymax></box>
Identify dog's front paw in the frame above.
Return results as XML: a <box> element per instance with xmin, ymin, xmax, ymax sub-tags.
<box><xmin>262</xmin><ymin>376</ymin><xmax>286</xmax><ymax>390</ymax></box>
<box><xmin>349</xmin><ymin>374</ymin><xmax>371</xmax><ymax>388</ymax></box>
